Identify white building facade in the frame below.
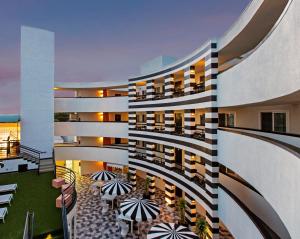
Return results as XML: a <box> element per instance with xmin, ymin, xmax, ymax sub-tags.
<box><xmin>19</xmin><ymin>0</ymin><xmax>300</xmax><ymax>238</ymax></box>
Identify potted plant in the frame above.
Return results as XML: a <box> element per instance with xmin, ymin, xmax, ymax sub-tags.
<box><xmin>177</xmin><ymin>198</ymin><xmax>187</xmax><ymax>226</ymax></box>
<box><xmin>196</xmin><ymin>217</ymin><xmax>208</xmax><ymax>239</ymax></box>
<box><xmin>143</xmin><ymin>176</ymin><xmax>151</xmax><ymax>199</ymax></box>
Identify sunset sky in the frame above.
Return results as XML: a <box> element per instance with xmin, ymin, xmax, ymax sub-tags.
<box><xmin>0</xmin><ymin>0</ymin><xmax>249</xmax><ymax>114</ymax></box>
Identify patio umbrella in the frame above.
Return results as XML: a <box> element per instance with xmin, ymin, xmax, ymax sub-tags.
<box><xmin>101</xmin><ymin>179</ymin><xmax>132</xmax><ymax>196</ymax></box>
<box><xmin>120</xmin><ymin>198</ymin><xmax>160</xmax><ymax>222</ymax></box>
<box><xmin>147</xmin><ymin>223</ymin><xmax>198</xmax><ymax>239</ymax></box>
<box><xmin>91</xmin><ymin>171</ymin><xmax>116</xmax><ymax>181</ymax></box>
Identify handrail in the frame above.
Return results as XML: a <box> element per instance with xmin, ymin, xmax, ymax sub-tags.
<box><xmin>23</xmin><ymin>210</ymin><xmax>34</xmax><ymax>239</ymax></box>
<box><xmin>19</xmin><ymin>145</ymin><xmax>46</xmax><ymax>174</ymax></box>
<box><xmin>220</xmin><ymin>126</ymin><xmax>300</xmax><ymax>138</ymax></box>
<box><xmin>55</xmin><ymin>165</ymin><xmax>77</xmax><ymax>239</ymax></box>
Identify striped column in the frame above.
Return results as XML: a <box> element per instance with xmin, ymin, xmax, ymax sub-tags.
<box><xmin>164</xmin><ymin>146</ymin><xmax>175</xmax><ymax>169</ymax></box>
<box><xmin>165</xmin><ymin>110</ymin><xmax>175</xmax><ymax>132</ymax></box>
<box><xmin>185</xmin><ymin>194</ymin><xmax>197</xmax><ymax>232</ymax></box>
<box><xmin>146</xmin><ymin>79</ymin><xmax>155</xmax><ymax>100</ymax></box>
<box><xmin>146</xmin><ymin>143</ymin><xmax>155</xmax><ymax>161</ymax></box>
<box><xmin>147</xmin><ymin>174</ymin><xmax>156</xmax><ymax>199</ymax></box>
<box><xmin>146</xmin><ymin>111</ymin><xmax>155</xmax><ymax>131</ymax></box>
<box><xmin>184</xmin><ymin>109</ymin><xmax>196</xmax><ymax>136</ymax></box>
<box><xmin>129</xmin><ymin>167</ymin><xmax>137</xmax><ymax>191</ymax></box>
<box><xmin>204</xmin><ymin>40</ymin><xmax>219</xmax><ymax>239</ymax></box>
<box><xmin>128</xmin><ymin>139</ymin><xmax>137</xmax><ymax>158</ymax></box>
<box><xmin>165</xmin><ymin>181</ymin><xmax>175</xmax><ymax>210</ymax></box>
<box><xmin>128</xmin><ymin>83</ymin><xmax>137</xmax><ymax>102</ymax></box>
<box><xmin>164</xmin><ymin>74</ymin><xmax>174</xmax><ymax>98</ymax></box>
<box><xmin>184</xmin><ymin>151</ymin><xmax>196</xmax><ymax>179</ymax></box>
<box><xmin>184</xmin><ymin>66</ymin><xmax>196</xmax><ymax>95</ymax></box>
<box><xmin>128</xmin><ymin>112</ymin><xmax>136</xmax><ymax>130</ymax></box>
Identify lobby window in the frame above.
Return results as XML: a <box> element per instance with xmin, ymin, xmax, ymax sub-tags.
<box><xmin>261</xmin><ymin>112</ymin><xmax>287</xmax><ymax>133</ymax></box>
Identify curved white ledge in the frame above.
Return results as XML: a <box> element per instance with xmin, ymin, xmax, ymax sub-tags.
<box><xmin>55</xmin><ymin>81</ymin><xmax>128</xmax><ymax>89</ymax></box>
<box><xmin>129</xmin><ymin>130</ymin><xmax>213</xmax><ymax>159</ymax></box>
<box><xmin>218</xmin><ymin>0</ymin><xmax>289</xmax><ymax>64</ymax></box>
<box><xmin>55</xmin><ymin>96</ymin><xmax>128</xmax><ymax>113</ymax></box>
<box><xmin>218</xmin><ymin>0</ymin><xmax>299</xmax><ymax>107</ymax></box>
<box><xmin>129</xmin><ymin>41</ymin><xmax>213</xmax><ymax>82</ymax></box>
<box><xmin>128</xmin><ymin>158</ymin><xmax>211</xmax><ymax>213</ymax></box>
<box><xmin>55</xmin><ymin>146</ymin><xmax>128</xmax><ymax>166</ymax></box>
<box><xmin>219</xmin><ymin>188</ymin><xmax>264</xmax><ymax>239</ymax></box>
<box><xmin>129</xmin><ymin>91</ymin><xmax>213</xmax><ymax>112</ymax></box>
<box><xmin>55</xmin><ymin>122</ymin><xmax>128</xmax><ymax>138</ymax></box>
<box><xmin>218</xmin><ymin>130</ymin><xmax>300</xmax><ymax>238</ymax></box>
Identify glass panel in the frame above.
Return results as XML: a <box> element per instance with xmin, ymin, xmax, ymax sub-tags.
<box><xmin>200</xmin><ymin>114</ymin><xmax>205</xmax><ymax>126</ymax></box>
<box><xmin>261</xmin><ymin>112</ymin><xmax>273</xmax><ymax>131</ymax></box>
<box><xmin>274</xmin><ymin>113</ymin><xmax>286</xmax><ymax>133</ymax></box>
<box><xmin>227</xmin><ymin>113</ymin><xmax>235</xmax><ymax>127</ymax></box>
<box><xmin>219</xmin><ymin>113</ymin><xmax>226</xmax><ymax>127</ymax></box>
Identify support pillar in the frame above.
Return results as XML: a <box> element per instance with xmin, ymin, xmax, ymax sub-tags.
<box><xmin>129</xmin><ymin>167</ymin><xmax>137</xmax><ymax>191</ymax></box>
<box><xmin>146</xmin><ymin>79</ymin><xmax>155</xmax><ymax>100</ymax></box>
<box><xmin>184</xmin><ymin>109</ymin><xmax>196</xmax><ymax>136</ymax></box>
<box><xmin>147</xmin><ymin>173</ymin><xmax>156</xmax><ymax>200</ymax></box>
<box><xmin>184</xmin><ymin>66</ymin><xmax>196</xmax><ymax>95</ymax></box>
<box><xmin>185</xmin><ymin>194</ymin><xmax>197</xmax><ymax>232</ymax></box>
<box><xmin>164</xmin><ymin>74</ymin><xmax>174</xmax><ymax>98</ymax></box>
<box><xmin>165</xmin><ymin>110</ymin><xmax>175</xmax><ymax>132</ymax></box>
<box><xmin>165</xmin><ymin>181</ymin><xmax>175</xmax><ymax>210</ymax></box>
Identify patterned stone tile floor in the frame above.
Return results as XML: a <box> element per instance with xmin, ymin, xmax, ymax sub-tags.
<box><xmin>75</xmin><ymin>174</ymin><xmax>233</xmax><ymax>239</ymax></box>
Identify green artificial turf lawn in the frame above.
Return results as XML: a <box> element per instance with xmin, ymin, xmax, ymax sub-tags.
<box><xmin>0</xmin><ymin>171</ymin><xmax>62</xmax><ymax>239</ymax></box>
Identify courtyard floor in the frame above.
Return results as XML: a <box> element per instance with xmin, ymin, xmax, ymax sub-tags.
<box><xmin>75</xmin><ymin>174</ymin><xmax>233</xmax><ymax>239</ymax></box>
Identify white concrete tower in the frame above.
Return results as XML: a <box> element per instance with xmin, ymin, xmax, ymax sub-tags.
<box><xmin>20</xmin><ymin>26</ymin><xmax>54</xmax><ymax>158</ymax></box>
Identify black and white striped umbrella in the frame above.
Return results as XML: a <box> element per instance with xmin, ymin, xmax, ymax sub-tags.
<box><xmin>120</xmin><ymin>198</ymin><xmax>160</xmax><ymax>222</ymax></box>
<box><xmin>90</xmin><ymin>171</ymin><xmax>116</xmax><ymax>181</ymax></box>
<box><xmin>147</xmin><ymin>223</ymin><xmax>198</xmax><ymax>239</ymax></box>
<box><xmin>101</xmin><ymin>180</ymin><xmax>132</xmax><ymax>196</ymax></box>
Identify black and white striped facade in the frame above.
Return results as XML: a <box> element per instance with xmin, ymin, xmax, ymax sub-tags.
<box><xmin>128</xmin><ymin>41</ymin><xmax>221</xmax><ymax>238</ymax></box>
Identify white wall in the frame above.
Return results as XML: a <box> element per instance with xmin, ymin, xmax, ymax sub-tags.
<box><xmin>20</xmin><ymin>26</ymin><xmax>54</xmax><ymax>158</ymax></box>
<box><xmin>218</xmin><ymin>0</ymin><xmax>300</xmax><ymax>107</ymax></box>
<box><xmin>219</xmin><ymin>188</ymin><xmax>264</xmax><ymax>239</ymax></box>
<box><xmin>218</xmin><ymin>130</ymin><xmax>300</xmax><ymax>238</ymax></box>
<box><xmin>55</xmin><ymin>122</ymin><xmax>128</xmax><ymax>138</ymax></box>
<box><xmin>55</xmin><ymin>146</ymin><xmax>128</xmax><ymax>166</ymax></box>
<box><xmin>55</xmin><ymin>96</ymin><xmax>128</xmax><ymax>113</ymax></box>
<box><xmin>220</xmin><ymin>174</ymin><xmax>290</xmax><ymax>239</ymax></box>
<box><xmin>0</xmin><ymin>159</ymin><xmax>38</xmax><ymax>173</ymax></box>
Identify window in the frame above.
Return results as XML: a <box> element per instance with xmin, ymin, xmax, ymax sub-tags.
<box><xmin>219</xmin><ymin>113</ymin><xmax>235</xmax><ymax>127</ymax></box>
<box><xmin>261</xmin><ymin>112</ymin><xmax>287</xmax><ymax>133</ymax></box>
<box><xmin>200</xmin><ymin>114</ymin><xmax>205</xmax><ymax>126</ymax></box>
<box><xmin>115</xmin><ymin>114</ymin><xmax>121</xmax><ymax>122</ymax></box>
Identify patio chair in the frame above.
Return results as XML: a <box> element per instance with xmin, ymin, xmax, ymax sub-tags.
<box><xmin>0</xmin><ymin>184</ymin><xmax>17</xmax><ymax>193</ymax></box>
<box><xmin>0</xmin><ymin>207</ymin><xmax>8</xmax><ymax>223</ymax></box>
<box><xmin>0</xmin><ymin>194</ymin><xmax>13</xmax><ymax>206</ymax></box>
<box><xmin>119</xmin><ymin>221</ymin><xmax>129</xmax><ymax>237</ymax></box>
<box><xmin>101</xmin><ymin>202</ymin><xmax>109</xmax><ymax>213</ymax></box>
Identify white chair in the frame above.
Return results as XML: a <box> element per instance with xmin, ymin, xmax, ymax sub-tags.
<box><xmin>0</xmin><ymin>208</ymin><xmax>8</xmax><ymax>223</ymax></box>
<box><xmin>101</xmin><ymin>202</ymin><xmax>109</xmax><ymax>213</ymax></box>
<box><xmin>0</xmin><ymin>194</ymin><xmax>13</xmax><ymax>206</ymax></box>
<box><xmin>0</xmin><ymin>184</ymin><xmax>17</xmax><ymax>193</ymax></box>
<box><xmin>119</xmin><ymin>221</ymin><xmax>129</xmax><ymax>237</ymax></box>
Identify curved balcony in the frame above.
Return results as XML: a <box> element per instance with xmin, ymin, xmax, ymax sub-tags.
<box><xmin>219</xmin><ymin>187</ymin><xmax>264</xmax><ymax>239</ymax></box>
<box><xmin>129</xmin><ymin>91</ymin><xmax>214</xmax><ymax>111</ymax></box>
<box><xmin>54</xmin><ymin>145</ymin><xmax>128</xmax><ymax>166</ymax></box>
<box><xmin>218</xmin><ymin>0</ymin><xmax>289</xmax><ymax>64</ymax></box>
<box><xmin>55</xmin><ymin>96</ymin><xmax>128</xmax><ymax>113</ymax></box>
<box><xmin>128</xmin><ymin>157</ymin><xmax>212</xmax><ymax>212</ymax></box>
<box><xmin>129</xmin><ymin>129</ymin><xmax>213</xmax><ymax>159</ymax></box>
<box><xmin>218</xmin><ymin>0</ymin><xmax>299</xmax><ymax>107</ymax></box>
<box><xmin>54</xmin><ymin>122</ymin><xmax>128</xmax><ymax>138</ymax></box>
<box><xmin>218</xmin><ymin>127</ymin><xmax>300</xmax><ymax>238</ymax></box>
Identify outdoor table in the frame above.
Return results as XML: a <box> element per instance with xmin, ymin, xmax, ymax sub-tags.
<box><xmin>118</xmin><ymin>213</ymin><xmax>134</xmax><ymax>233</ymax></box>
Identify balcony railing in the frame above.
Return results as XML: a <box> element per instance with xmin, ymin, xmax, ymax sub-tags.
<box><xmin>132</xmin><ymin>152</ymin><xmax>206</xmax><ymax>189</ymax></box>
<box><xmin>131</xmin><ymin>125</ymin><xmax>205</xmax><ymax>141</ymax></box>
<box><xmin>132</xmin><ymin>83</ymin><xmax>207</xmax><ymax>102</ymax></box>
